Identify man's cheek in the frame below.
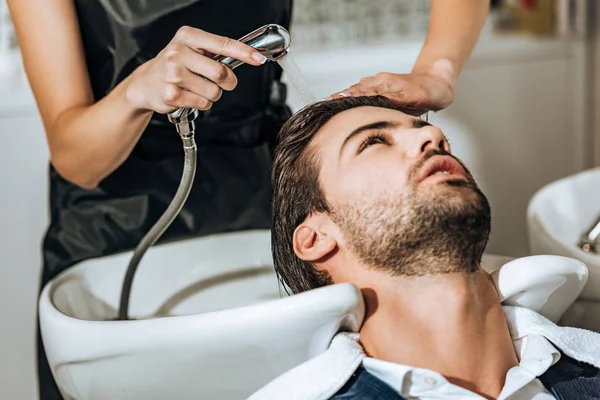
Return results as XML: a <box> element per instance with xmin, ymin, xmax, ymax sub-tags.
<box><xmin>340</xmin><ymin>176</ymin><xmax>388</xmax><ymax>195</ymax></box>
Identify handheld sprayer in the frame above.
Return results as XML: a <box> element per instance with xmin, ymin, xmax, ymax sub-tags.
<box><xmin>117</xmin><ymin>24</ymin><xmax>291</xmax><ymax>320</ymax></box>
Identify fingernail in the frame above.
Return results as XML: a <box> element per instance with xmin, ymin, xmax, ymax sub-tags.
<box><xmin>338</xmin><ymin>92</ymin><xmax>349</xmax><ymax>97</ymax></box>
<box><xmin>252</xmin><ymin>52</ymin><xmax>267</xmax><ymax>64</ymax></box>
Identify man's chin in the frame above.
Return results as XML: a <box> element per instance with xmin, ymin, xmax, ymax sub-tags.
<box><xmin>414</xmin><ymin>181</ymin><xmax>487</xmax><ymax>217</ymax></box>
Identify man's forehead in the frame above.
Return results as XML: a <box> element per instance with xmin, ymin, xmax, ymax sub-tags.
<box><xmin>313</xmin><ymin>106</ymin><xmax>416</xmax><ymax>145</ymax></box>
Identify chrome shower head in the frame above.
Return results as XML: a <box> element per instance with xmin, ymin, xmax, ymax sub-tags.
<box><xmin>214</xmin><ymin>24</ymin><xmax>291</xmax><ymax>68</ymax></box>
<box><xmin>168</xmin><ymin>24</ymin><xmax>291</xmax><ymax>132</ymax></box>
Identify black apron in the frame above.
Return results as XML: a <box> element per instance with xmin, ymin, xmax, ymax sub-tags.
<box><xmin>38</xmin><ymin>1</ymin><xmax>293</xmax><ymax>399</ymax></box>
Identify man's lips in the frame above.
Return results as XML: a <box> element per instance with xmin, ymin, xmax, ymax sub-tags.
<box><xmin>416</xmin><ymin>155</ymin><xmax>468</xmax><ymax>184</ymax></box>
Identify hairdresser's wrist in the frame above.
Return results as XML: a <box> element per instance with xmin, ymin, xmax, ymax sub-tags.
<box><xmin>123</xmin><ymin>62</ymin><xmax>156</xmax><ymax>113</ymax></box>
<box><xmin>409</xmin><ymin>58</ymin><xmax>457</xmax><ymax>110</ymax></box>
<box><xmin>105</xmin><ymin>70</ymin><xmax>154</xmax><ymax>135</ymax></box>
<box><xmin>412</xmin><ymin>58</ymin><xmax>457</xmax><ymax>94</ymax></box>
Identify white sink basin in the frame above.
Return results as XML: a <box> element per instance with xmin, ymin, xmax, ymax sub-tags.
<box><xmin>40</xmin><ymin>228</ymin><xmax>578</xmax><ymax>400</ymax></box>
<box><xmin>40</xmin><ymin>230</ymin><xmax>364</xmax><ymax>400</ymax></box>
<box><xmin>528</xmin><ymin>167</ymin><xmax>600</xmax><ymax>331</ymax></box>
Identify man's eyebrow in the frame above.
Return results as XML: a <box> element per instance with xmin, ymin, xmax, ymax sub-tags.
<box><xmin>339</xmin><ymin>120</ymin><xmax>402</xmax><ymax>156</ymax></box>
<box><xmin>412</xmin><ymin>119</ymin><xmax>432</xmax><ymax>128</ymax></box>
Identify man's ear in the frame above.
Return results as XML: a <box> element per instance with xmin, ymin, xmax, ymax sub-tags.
<box><xmin>293</xmin><ymin>213</ymin><xmax>337</xmax><ymax>262</ymax></box>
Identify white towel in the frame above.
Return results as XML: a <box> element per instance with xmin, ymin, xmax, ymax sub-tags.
<box><xmin>249</xmin><ymin>306</ymin><xmax>600</xmax><ymax>400</ymax></box>
<box><xmin>504</xmin><ymin>305</ymin><xmax>600</xmax><ymax>368</ymax></box>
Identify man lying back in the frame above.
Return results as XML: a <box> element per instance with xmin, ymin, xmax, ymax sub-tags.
<box><xmin>256</xmin><ymin>96</ymin><xmax>600</xmax><ymax>400</ymax></box>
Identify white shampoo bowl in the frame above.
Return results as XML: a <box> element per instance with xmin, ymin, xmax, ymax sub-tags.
<box><xmin>39</xmin><ymin>229</ymin><xmax>586</xmax><ymax>399</ymax></box>
<box><xmin>528</xmin><ymin>167</ymin><xmax>600</xmax><ymax>331</ymax></box>
<box><xmin>39</xmin><ymin>230</ymin><xmax>363</xmax><ymax>400</ymax></box>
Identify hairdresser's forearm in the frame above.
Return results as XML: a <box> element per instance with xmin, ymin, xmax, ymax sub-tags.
<box><xmin>413</xmin><ymin>0</ymin><xmax>490</xmax><ymax>84</ymax></box>
<box><xmin>49</xmin><ymin>76</ymin><xmax>153</xmax><ymax>190</ymax></box>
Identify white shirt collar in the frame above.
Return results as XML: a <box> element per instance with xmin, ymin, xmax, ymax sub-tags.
<box><xmin>363</xmin><ymin>334</ymin><xmax>560</xmax><ymax>399</ymax></box>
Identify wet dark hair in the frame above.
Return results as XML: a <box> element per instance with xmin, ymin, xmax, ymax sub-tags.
<box><xmin>271</xmin><ymin>96</ymin><xmax>418</xmax><ymax>294</ymax></box>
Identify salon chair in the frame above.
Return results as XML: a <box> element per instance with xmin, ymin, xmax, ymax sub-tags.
<box><xmin>39</xmin><ymin>230</ymin><xmax>587</xmax><ymax>400</ymax></box>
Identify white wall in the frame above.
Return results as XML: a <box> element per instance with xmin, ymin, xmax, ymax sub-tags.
<box><xmin>0</xmin><ymin>77</ymin><xmax>48</xmax><ymax>400</ymax></box>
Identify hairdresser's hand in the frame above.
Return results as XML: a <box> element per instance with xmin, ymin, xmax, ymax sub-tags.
<box><xmin>125</xmin><ymin>26</ymin><xmax>267</xmax><ymax>114</ymax></box>
<box><xmin>327</xmin><ymin>63</ymin><xmax>456</xmax><ymax>115</ymax></box>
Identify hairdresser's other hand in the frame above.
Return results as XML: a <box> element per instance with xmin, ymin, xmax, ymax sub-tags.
<box><xmin>125</xmin><ymin>26</ymin><xmax>267</xmax><ymax>114</ymax></box>
<box><xmin>327</xmin><ymin>62</ymin><xmax>456</xmax><ymax>115</ymax></box>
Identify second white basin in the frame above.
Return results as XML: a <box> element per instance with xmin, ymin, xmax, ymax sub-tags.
<box><xmin>528</xmin><ymin>167</ymin><xmax>600</xmax><ymax>331</ymax></box>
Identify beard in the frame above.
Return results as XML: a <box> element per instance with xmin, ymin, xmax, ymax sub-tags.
<box><xmin>331</xmin><ymin>150</ymin><xmax>491</xmax><ymax>276</ymax></box>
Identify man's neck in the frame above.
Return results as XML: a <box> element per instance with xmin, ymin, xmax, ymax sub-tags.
<box><xmin>358</xmin><ymin>267</ymin><xmax>518</xmax><ymax>399</ymax></box>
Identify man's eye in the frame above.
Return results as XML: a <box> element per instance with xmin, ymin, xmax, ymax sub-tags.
<box><xmin>358</xmin><ymin>134</ymin><xmax>388</xmax><ymax>153</ymax></box>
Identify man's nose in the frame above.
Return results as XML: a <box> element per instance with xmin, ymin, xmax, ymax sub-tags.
<box><xmin>409</xmin><ymin>126</ymin><xmax>448</xmax><ymax>157</ymax></box>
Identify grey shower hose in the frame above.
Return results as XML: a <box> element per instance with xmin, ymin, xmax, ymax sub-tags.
<box><xmin>118</xmin><ymin>138</ymin><xmax>197</xmax><ymax>320</ymax></box>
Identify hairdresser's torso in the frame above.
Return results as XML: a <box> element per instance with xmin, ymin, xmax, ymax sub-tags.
<box><xmin>42</xmin><ymin>0</ymin><xmax>293</xmax><ymax>284</ymax></box>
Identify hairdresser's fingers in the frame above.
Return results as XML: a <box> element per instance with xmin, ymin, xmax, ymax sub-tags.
<box><xmin>347</xmin><ymin>81</ymin><xmax>403</xmax><ymax>97</ymax></box>
<box><xmin>325</xmin><ymin>81</ymin><xmax>401</xmax><ymax>100</ymax></box>
<box><xmin>168</xmin><ymin>44</ymin><xmax>238</xmax><ymax>91</ymax></box>
<box><xmin>356</xmin><ymin>72</ymin><xmax>395</xmax><ymax>87</ymax></box>
<box><xmin>385</xmin><ymin>74</ymin><xmax>454</xmax><ymax>111</ymax></box>
<box><xmin>165</xmin><ymin>66</ymin><xmax>223</xmax><ymax>102</ymax></box>
<box><xmin>160</xmin><ymin>84</ymin><xmax>214</xmax><ymax>111</ymax></box>
<box><xmin>327</xmin><ymin>84</ymin><xmax>426</xmax><ymax>116</ymax></box>
<box><xmin>326</xmin><ymin>72</ymin><xmax>398</xmax><ymax>98</ymax></box>
<box><xmin>325</xmin><ymin>81</ymin><xmax>388</xmax><ymax>100</ymax></box>
<box><xmin>326</xmin><ymin>72</ymin><xmax>454</xmax><ymax>112</ymax></box>
<box><xmin>380</xmin><ymin>87</ymin><xmax>444</xmax><ymax>116</ymax></box>
<box><xmin>173</xmin><ymin>26</ymin><xmax>267</xmax><ymax>67</ymax></box>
